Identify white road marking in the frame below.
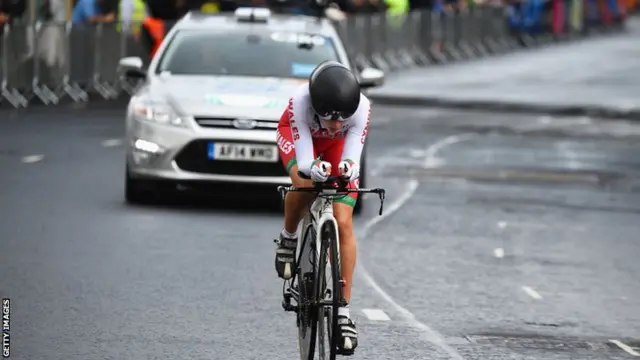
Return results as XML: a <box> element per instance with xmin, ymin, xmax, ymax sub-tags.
<box><xmin>497</xmin><ymin>220</ymin><xmax>585</xmax><ymax>232</ymax></box>
<box><xmin>609</xmin><ymin>340</ymin><xmax>640</xmax><ymax>356</ymax></box>
<box><xmin>576</xmin><ymin>116</ymin><xmax>592</xmax><ymax>125</ymax></box>
<box><xmin>356</xmin><ymin>179</ymin><xmax>465</xmax><ymax>360</ymax></box>
<box><xmin>424</xmin><ymin>133</ymin><xmax>476</xmax><ymax>168</ymax></box>
<box><xmin>538</xmin><ymin>116</ymin><xmax>552</xmax><ymax>124</ymax></box>
<box><xmin>410</xmin><ymin>149</ymin><xmax>427</xmax><ymax>158</ymax></box>
<box><xmin>522</xmin><ymin>286</ymin><xmax>542</xmax><ymax>300</ymax></box>
<box><xmin>21</xmin><ymin>155</ymin><xmax>44</xmax><ymax>163</ymax></box>
<box><xmin>521</xmin><ymin>115</ymin><xmax>595</xmax><ymax>132</ymax></box>
<box><xmin>494</xmin><ymin>248</ymin><xmax>504</xmax><ymax>258</ymax></box>
<box><xmin>362</xmin><ymin>309</ymin><xmax>391</xmax><ymax>321</ymax></box>
<box><xmin>101</xmin><ymin>138</ymin><xmax>123</xmax><ymax>147</ymax></box>
<box><xmin>369</xmin><ymin>147</ymin><xmax>423</xmax><ymax>176</ymax></box>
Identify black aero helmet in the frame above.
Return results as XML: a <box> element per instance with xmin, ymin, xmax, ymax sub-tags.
<box><xmin>308</xmin><ymin>60</ymin><xmax>360</xmax><ymax>121</ymax></box>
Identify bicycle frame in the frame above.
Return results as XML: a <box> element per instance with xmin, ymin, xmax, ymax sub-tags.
<box><xmin>279</xmin><ymin>175</ymin><xmax>386</xmax><ymax>309</ymax></box>
<box><xmin>282</xmin><ymin>188</ymin><xmax>343</xmax><ymax>310</ymax></box>
<box><xmin>278</xmin><ymin>174</ymin><xmax>386</xmax><ymax>360</ymax></box>
<box><xmin>309</xmin><ymin>188</ymin><xmax>340</xmax><ymax>259</ymax></box>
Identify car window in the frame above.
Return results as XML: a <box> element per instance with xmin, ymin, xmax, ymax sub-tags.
<box><xmin>156</xmin><ymin>29</ymin><xmax>341</xmax><ymax>79</ymax></box>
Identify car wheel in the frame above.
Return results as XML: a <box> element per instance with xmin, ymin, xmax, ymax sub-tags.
<box><xmin>125</xmin><ymin>166</ymin><xmax>155</xmax><ymax>204</ymax></box>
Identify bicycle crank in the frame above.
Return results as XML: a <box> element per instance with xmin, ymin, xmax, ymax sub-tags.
<box><xmin>282</xmin><ymin>288</ymin><xmax>298</xmax><ymax>312</ymax></box>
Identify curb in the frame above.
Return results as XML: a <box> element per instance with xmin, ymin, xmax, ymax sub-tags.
<box><xmin>368</xmin><ymin>95</ymin><xmax>640</xmax><ymax>121</ymax></box>
<box><xmin>0</xmin><ymin>96</ymin><xmax>130</xmax><ymax>116</ymax></box>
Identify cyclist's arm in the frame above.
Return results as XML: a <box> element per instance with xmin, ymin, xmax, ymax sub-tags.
<box><xmin>341</xmin><ymin>95</ymin><xmax>371</xmax><ymax>166</ymax></box>
<box><xmin>288</xmin><ymin>97</ymin><xmax>315</xmax><ymax>176</ymax></box>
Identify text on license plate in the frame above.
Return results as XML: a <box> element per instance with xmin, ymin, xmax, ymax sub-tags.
<box><xmin>207</xmin><ymin>142</ymin><xmax>278</xmax><ymax>162</ymax></box>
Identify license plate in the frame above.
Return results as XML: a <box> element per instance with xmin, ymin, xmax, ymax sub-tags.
<box><xmin>207</xmin><ymin>142</ymin><xmax>278</xmax><ymax>162</ymax></box>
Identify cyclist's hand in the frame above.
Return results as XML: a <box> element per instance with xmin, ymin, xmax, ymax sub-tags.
<box><xmin>338</xmin><ymin>159</ymin><xmax>359</xmax><ymax>181</ymax></box>
<box><xmin>310</xmin><ymin>160</ymin><xmax>332</xmax><ymax>182</ymax></box>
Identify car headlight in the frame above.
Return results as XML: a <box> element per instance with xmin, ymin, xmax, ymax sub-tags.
<box><xmin>132</xmin><ymin>100</ymin><xmax>186</xmax><ymax>128</ymax></box>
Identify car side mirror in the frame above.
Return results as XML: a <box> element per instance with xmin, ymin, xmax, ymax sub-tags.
<box><xmin>118</xmin><ymin>57</ymin><xmax>146</xmax><ymax>79</ymax></box>
<box><xmin>358</xmin><ymin>67</ymin><xmax>385</xmax><ymax>89</ymax></box>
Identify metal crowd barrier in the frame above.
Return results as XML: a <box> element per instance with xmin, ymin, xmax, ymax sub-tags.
<box><xmin>335</xmin><ymin>6</ymin><xmax>517</xmax><ymax>72</ymax></box>
<box><xmin>0</xmin><ymin>7</ymin><xmax>624</xmax><ymax>109</ymax></box>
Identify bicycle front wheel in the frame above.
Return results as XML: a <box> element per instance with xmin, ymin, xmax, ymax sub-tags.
<box><xmin>317</xmin><ymin>220</ymin><xmax>343</xmax><ymax>360</ymax></box>
<box><xmin>297</xmin><ymin>214</ymin><xmax>318</xmax><ymax>360</ymax></box>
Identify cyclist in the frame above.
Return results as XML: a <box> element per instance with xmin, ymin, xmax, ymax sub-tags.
<box><xmin>274</xmin><ymin>60</ymin><xmax>371</xmax><ymax>355</ymax></box>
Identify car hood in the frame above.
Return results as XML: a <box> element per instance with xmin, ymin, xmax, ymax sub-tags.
<box><xmin>149</xmin><ymin>75</ymin><xmax>308</xmax><ymax>120</ymax></box>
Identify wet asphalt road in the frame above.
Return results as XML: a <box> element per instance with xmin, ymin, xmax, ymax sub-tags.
<box><xmin>368</xmin><ymin>17</ymin><xmax>640</xmax><ymax>114</ymax></box>
<box><xmin>1</xmin><ymin>104</ymin><xmax>640</xmax><ymax>360</ymax></box>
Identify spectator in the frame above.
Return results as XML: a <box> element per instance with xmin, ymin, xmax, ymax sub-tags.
<box><xmin>140</xmin><ymin>0</ymin><xmax>188</xmax><ymax>62</ymax></box>
<box><xmin>348</xmin><ymin>0</ymin><xmax>387</xmax><ymax>13</ymax></box>
<box><xmin>146</xmin><ymin>0</ymin><xmax>184</xmax><ymax>19</ymax></box>
<box><xmin>72</xmin><ymin>0</ymin><xmax>115</xmax><ymax>24</ymax></box>
<box><xmin>35</xmin><ymin>0</ymin><xmax>66</xmax><ymax>70</ymax></box>
<box><xmin>0</xmin><ymin>0</ymin><xmax>26</xmax><ymax>31</ymax></box>
<box><xmin>118</xmin><ymin>0</ymin><xmax>148</xmax><ymax>36</ymax></box>
<box><xmin>188</xmin><ymin>0</ymin><xmax>241</xmax><ymax>13</ymax></box>
<box><xmin>100</xmin><ymin>0</ymin><xmax>120</xmax><ymax>15</ymax></box>
<box><xmin>383</xmin><ymin>0</ymin><xmax>408</xmax><ymax>15</ymax></box>
<box><xmin>409</xmin><ymin>0</ymin><xmax>432</xmax><ymax>10</ymax></box>
<box><xmin>22</xmin><ymin>0</ymin><xmax>67</xmax><ymax>91</ymax></box>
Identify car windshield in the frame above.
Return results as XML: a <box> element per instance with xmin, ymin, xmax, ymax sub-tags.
<box><xmin>156</xmin><ymin>29</ymin><xmax>340</xmax><ymax>79</ymax></box>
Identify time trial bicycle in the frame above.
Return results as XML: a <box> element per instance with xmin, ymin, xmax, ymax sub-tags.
<box><xmin>276</xmin><ymin>172</ymin><xmax>386</xmax><ymax>360</ymax></box>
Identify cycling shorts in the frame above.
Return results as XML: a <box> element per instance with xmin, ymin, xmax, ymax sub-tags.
<box><xmin>276</xmin><ymin>120</ymin><xmax>359</xmax><ymax>208</ymax></box>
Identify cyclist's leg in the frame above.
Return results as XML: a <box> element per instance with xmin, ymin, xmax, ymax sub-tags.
<box><xmin>323</xmin><ymin>138</ymin><xmax>359</xmax><ymax>352</ymax></box>
<box><xmin>274</xmin><ymin>122</ymin><xmax>315</xmax><ymax>279</ymax></box>
<box><xmin>277</xmin><ymin>123</ymin><xmax>317</xmax><ymax>233</ymax></box>
<box><xmin>283</xmin><ymin>164</ymin><xmax>315</xmax><ymax>232</ymax></box>
<box><xmin>322</xmin><ymin>138</ymin><xmax>359</xmax><ymax>302</ymax></box>
<box><xmin>332</xmin><ymin>202</ymin><xmax>357</xmax><ymax>302</ymax></box>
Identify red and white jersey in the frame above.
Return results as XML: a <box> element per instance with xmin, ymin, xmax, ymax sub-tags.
<box><xmin>279</xmin><ymin>84</ymin><xmax>371</xmax><ymax>175</ymax></box>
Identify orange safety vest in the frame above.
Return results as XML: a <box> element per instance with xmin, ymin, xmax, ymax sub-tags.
<box><xmin>143</xmin><ymin>17</ymin><xmax>165</xmax><ymax>59</ymax></box>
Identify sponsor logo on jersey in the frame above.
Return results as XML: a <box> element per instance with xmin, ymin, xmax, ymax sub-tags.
<box><xmin>288</xmin><ymin>98</ymin><xmax>300</xmax><ymax>141</ymax></box>
<box><xmin>276</xmin><ymin>130</ymin><xmax>294</xmax><ymax>154</ymax></box>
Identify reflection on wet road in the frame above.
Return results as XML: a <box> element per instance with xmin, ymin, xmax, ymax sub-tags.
<box><xmin>1</xmin><ymin>105</ymin><xmax>639</xmax><ymax>359</ymax></box>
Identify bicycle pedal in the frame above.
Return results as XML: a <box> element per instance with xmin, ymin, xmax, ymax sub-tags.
<box><xmin>336</xmin><ymin>348</ymin><xmax>355</xmax><ymax>356</ymax></box>
<box><xmin>281</xmin><ymin>300</ymin><xmax>297</xmax><ymax>312</ymax></box>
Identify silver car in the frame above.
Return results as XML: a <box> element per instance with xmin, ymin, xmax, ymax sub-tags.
<box><xmin>118</xmin><ymin>7</ymin><xmax>385</xmax><ymax>210</ymax></box>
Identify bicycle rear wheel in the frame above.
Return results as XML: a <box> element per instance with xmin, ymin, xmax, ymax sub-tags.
<box><xmin>317</xmin><ymin>220</ymin><xmax>343</xmax><ymax>360</ymax></box>
<box><xmin>297</xmin><ymin>213</ymin><xmax>318</xmax><ymax>360</ymax></box>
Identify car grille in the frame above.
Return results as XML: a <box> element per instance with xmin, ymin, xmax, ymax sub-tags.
<box><xmin>194</xmin><ymin>117</ymin><xmax>278</xmax><ymax>130</ymax></box>
<box><xmin>174</xmin><ymin>139</ymin><xmax>288</xmax><ymax>177</ymax></box>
